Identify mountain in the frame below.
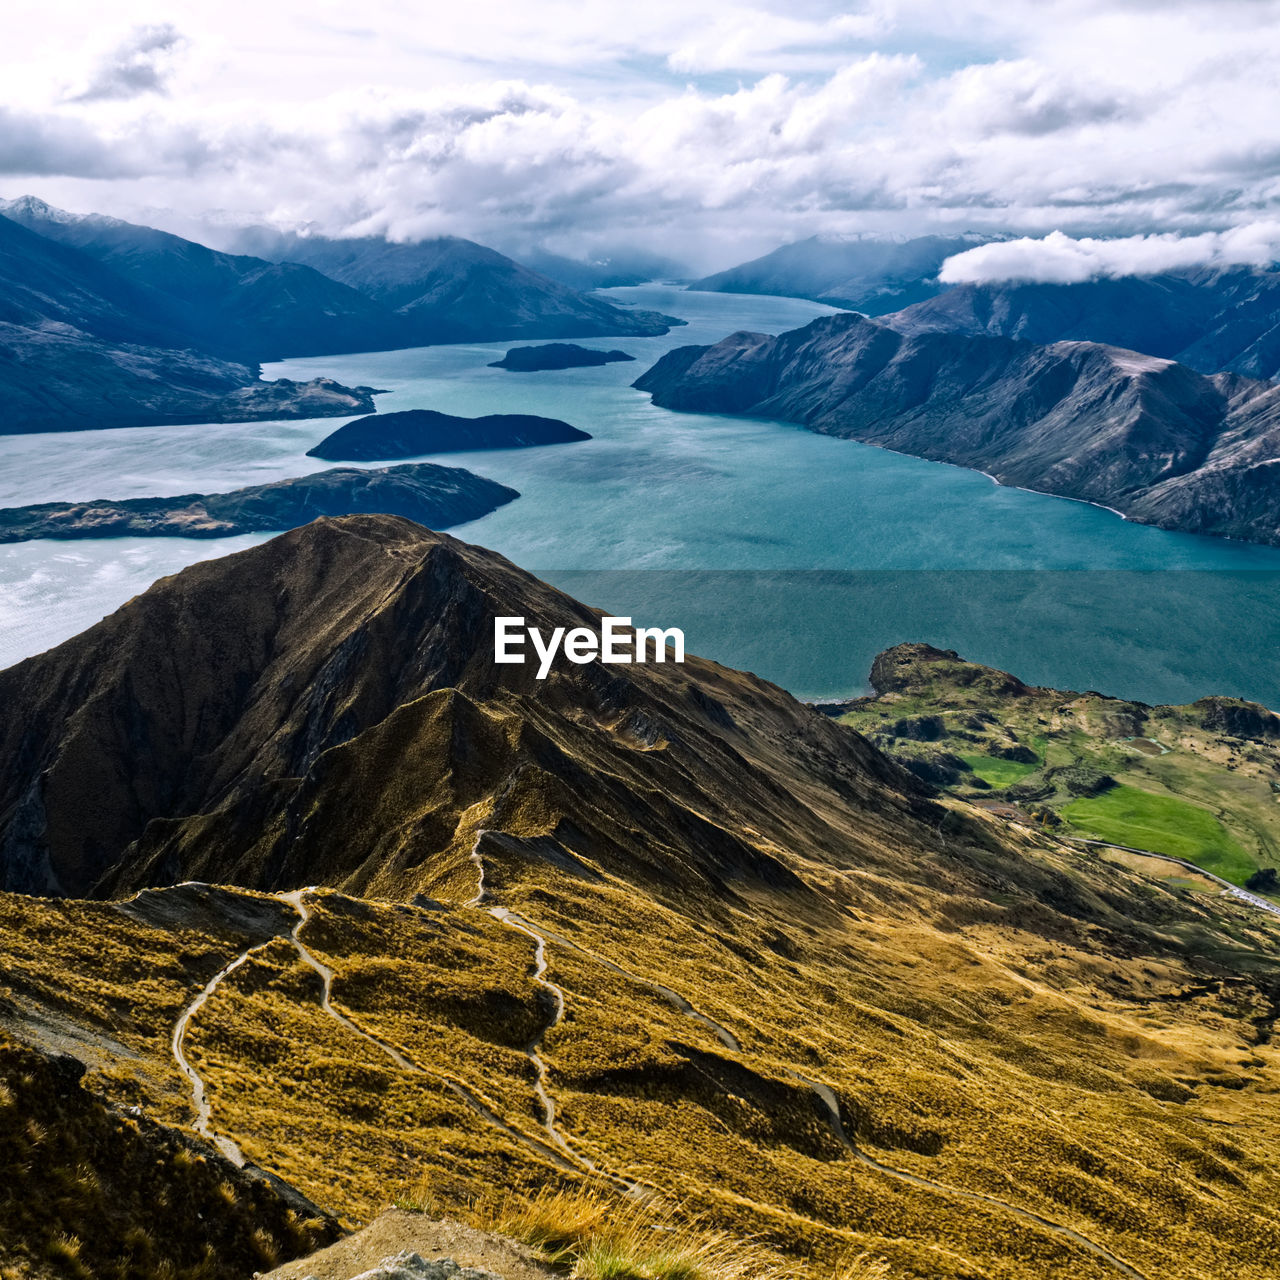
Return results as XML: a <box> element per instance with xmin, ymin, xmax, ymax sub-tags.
<box><xmin>691</xmin><ymin>235</ymin><xmax>989</xmax><ymax>314</ymax></box>
<box><xmin>234</xmin><ymin>229</ymin><xmax>683</xmax><ymax>343</ymax></box>
<box><xmin>516</xmin><ymin>247</ymin><xmax>687</xmax><ymax>290</ymax></box>
<box><xmin>633</xmin><ymin>312</ymin><xmax>1280</xmax><ymax>546</ymax></box>
<box><xmin>0</xmin><ymin>196</ymin><xmax>412</xmax><ymax>360</ymax></box>
<box><xmin>0</xmin><ymin>462</ymin><xmax>518</xmax><ymax>542</ymax></box>
<box><xmin>883</xmin><ymin>267</ymin><xmax>1280</xmax><ymax>380</ymax></box>
<box><xmin>306</xmin><ymin>410</ymin><xmax>590</xmax><ymax>460</ymax></box>
<box><xmin>2</xmin><ymin>516</ymin><xmax>1280</xmax><ymax>1278</ymax></box>
<box><xmin>0</xmin><ymin>514</ymin><xmax>913</xmax><ymax>899</ymax></box>
<box><xmin>0</xmin><ymin>210</ymin><xmax>378</xmax><ymax>433</ymax></box>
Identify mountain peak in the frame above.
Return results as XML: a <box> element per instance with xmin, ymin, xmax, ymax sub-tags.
<box><xmin>0</xmin><ymin>194</ymin><xmax>84</xmax><ymax>224</ymax></box>
<box><xmin>0</xmin><ymin>514</ymin><xmax>920</xmax><ymax>900</ymax></box>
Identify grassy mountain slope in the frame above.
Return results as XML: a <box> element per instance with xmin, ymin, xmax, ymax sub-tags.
<box><xmin>831</xmin><ymin>643</ymin><xmax>1280</xmax><ymax>886</ymax></box>
<box><xmin>0</xmin><ymin>884</ymin><xmax>341</xmax><ymax>1279</ymax></box>
<box><xmin>3</xmin><ymin>519</ymin><xmax>1280</xmax><ymax>1276</ymax></box>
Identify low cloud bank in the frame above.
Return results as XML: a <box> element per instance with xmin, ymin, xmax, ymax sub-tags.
<box><xmin>939</xmin><ymin>226</ymin><xmax>1280</xmax><ymax>285</ymax></box>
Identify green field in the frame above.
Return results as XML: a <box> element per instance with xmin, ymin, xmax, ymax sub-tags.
<box><xmin>959</xmin><ymin>754</ymin><xmax>1041</xmax><ymax>787</ymax></box>
<box><xmin>1062</xmin><ymin>784</ymin><xmax>1256</xmax><ymax>883</ymax></box>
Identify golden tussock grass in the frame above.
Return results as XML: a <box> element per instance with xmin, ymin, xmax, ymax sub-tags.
<box><xmin>478</xmin><ymin>1185</ymin><xmax>810</xmax><ymax>1280</ymax></box>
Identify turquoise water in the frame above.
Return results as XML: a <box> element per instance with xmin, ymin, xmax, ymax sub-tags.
<box><xmin>3</xmin><ymin>285</ymin><xmax>1280</xmax><ymax>702</ymax></box>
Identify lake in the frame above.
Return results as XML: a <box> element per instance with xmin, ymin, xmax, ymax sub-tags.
<box><xmin>4</xmin><ymin>285</ymin><xmax>1280</xmax><ymax>704</ymax></box>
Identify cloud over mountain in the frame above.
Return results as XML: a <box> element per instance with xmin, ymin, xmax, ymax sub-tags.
<box><xmin>940</xmin><ymin>225</ymin><xmax>1280</xmax><ymax>284</ymax></box>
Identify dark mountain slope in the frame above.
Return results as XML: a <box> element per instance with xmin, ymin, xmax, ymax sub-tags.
<box><xmin>0</xmin><ymin>210</ymin><xmax>174</xmax><ymax>346</ymax></box>
<box><xmin>0</xmin><ymin>208</ymin><xmax>378</xmax><ymax>433</ymax></box>
<box><xmin>692</xmin><ymin>235</ymin><xmax>988</xmax><ymax>314</ymax></box>
<box><xmin>0</xmin><ymin>514</ymin><xmax>924</xmax><ymax>900</ymax></box>
<box><xmin>884</xmin><ymin>266</ymin><xmax>1280</xmax><ymax>380</ymax></box>
<box><xmin>1</xmin><ymin>196</ymin><xmax>410</xmax><ymax>360</ymax></box>
<box><xmin>236</xmin><ymin>230</ymin><xmax>682</xmax><ymax>343</ymax></box>
<box><xmin>0</xmin><ymin>1030</ymin><xmax>339</xmax><ymax>1278</ymax></box>
<box><xmin>634</xmin><ymin>312</ymin><xmax>1280</xmax><ymax>546</ymax></box>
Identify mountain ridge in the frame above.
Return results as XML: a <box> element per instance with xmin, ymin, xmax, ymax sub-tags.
<box><xmin>883</xmin><ymin>267</ymin><xmax>1280</xmax><ymax>381</ymax></box>
<box><xmin>632</xmin><ymin>312</ymin><xmax>1280</xmax><ymax>546</ymax></box>
<box><xmin>233</xmin><ymin>228</ymin><xmax>683</xmax><ymax>343</ymax></box>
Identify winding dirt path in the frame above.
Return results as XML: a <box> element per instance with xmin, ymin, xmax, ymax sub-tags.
<box><xmin>487</xmin><ymin>907</ymin><xmax>581</xmax><ymax>1164</ymax></box>
<box><xmin>171</xmin><ymin>886</ymin><xmax>579</xmax><ymax>1176</ymax></box>
<box><xmin>171</xmin><ymin>939</ymin><xmax>277</xmax><ymax>1166</ymax></box>
<box><xmin>490</xmin><ymin>911</ymin><xmax>1146</xmax><ymax>1279</ymax></box>
<box><xmin>170</xmin><ymin>868</ymin><xmax>1147</xmax><ymax>1275</ymax></box>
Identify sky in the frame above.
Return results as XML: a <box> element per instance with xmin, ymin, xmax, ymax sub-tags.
<box><xmin>2</xmin><ymin>0</ymin><xmax>1280</xmax><ymax>272</ymax></box>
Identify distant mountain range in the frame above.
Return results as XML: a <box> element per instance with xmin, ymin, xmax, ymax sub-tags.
<box><xmin>634</xmin><ymin>312</ymin><xmax>1280</xmax><ymax>546</ymax></box>
<box><xmin>0</xmin><ymin>209</ymin><xmax>364</xmax><ymax>433</ymax></box>
<box><xmin>0</xmin><ymin>196</ymin><xmax>410</xmax><ymax>361</ymax></box>
<box><xmin>691</xmin><ymin>235</ymin><xmax>990</xmax><ymax>313</ymax></box>
<box><xmin>0</xmin><ymin>196</ymin><xmax>682</xmax><ymax>433</ymax></box>
<box><xmin>232</xmin><ymin>227</ymin><xmax>681</xmax><ymax>344</ymax></box>
<box><xmin>696</xmin><ymin>233</ymin><xmax>1280</xmax><ymax>381</ymax></box>
<box><xmin>517</xmin><ymin>246</ymin><xmax>687</xmax><ymax>290</ymax></box>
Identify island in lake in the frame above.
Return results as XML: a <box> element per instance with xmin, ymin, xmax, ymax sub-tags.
<box><xmin>306</xmin><ymin>408</ymin><xmax>591</xmax><ymax>460</ymax></box>
<box><xmin>487</xmin><ymin>342</ymin><xmax>636</xmax><ymax>371</ymax></box>
<box><xmin>0</xmin><ymin>463</ymin><xmax>518</xmax><ymax>542</ymax></box>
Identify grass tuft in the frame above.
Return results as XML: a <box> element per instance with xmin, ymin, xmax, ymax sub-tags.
<box><xmin>489</xmin><ymin>1186</ymin><xmax>796</xmax><ymax>1280</ymax></box>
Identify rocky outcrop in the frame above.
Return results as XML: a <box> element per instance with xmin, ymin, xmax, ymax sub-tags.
<box><xmin>307</xmin><ymin>410</ymin><xmax>590</xmax><ymax>460</ymax></box>
<box><xmin>347</xmin><ymin>1254</ymin><xmax>501</xmax><ymax>1280</ymax></box>
<box><xmin>210</xmin><ymin>377</ymin><xmax>379</xmax><ymax>421</ymax></box>
<box><xmin>633</xmin><ymin>312</ymin><xmax>1280</xmax><ymax>547</ymax></box>
<box><xmin>487</xmin><ymin>343</ymin><xmax>635</xmax><ymax>371</ymax></box>
<box><xmin>0</xmin><ymin>328</ymin><xmax>379</xmax><ymax>434</ymax></box>
<box><xmin>0</xmin><ymin>463</ymin><xmax>518</xmax><ymax>542</ymax></box>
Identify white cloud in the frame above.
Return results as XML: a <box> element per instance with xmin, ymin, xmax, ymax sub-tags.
<box><xmin>939</xmin><ymin>226</ymin><xmax>1280</xmax><ymax>284</ymax></box>
<box><xmin>0</xmin><ymin>1</ymin><xmax>1278</xmax><ymax>270</ymax></box>
<box><xmin>66</xmin><ymin>23</ymin><xmax>185</xmax><ymax>103</ymax></box>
